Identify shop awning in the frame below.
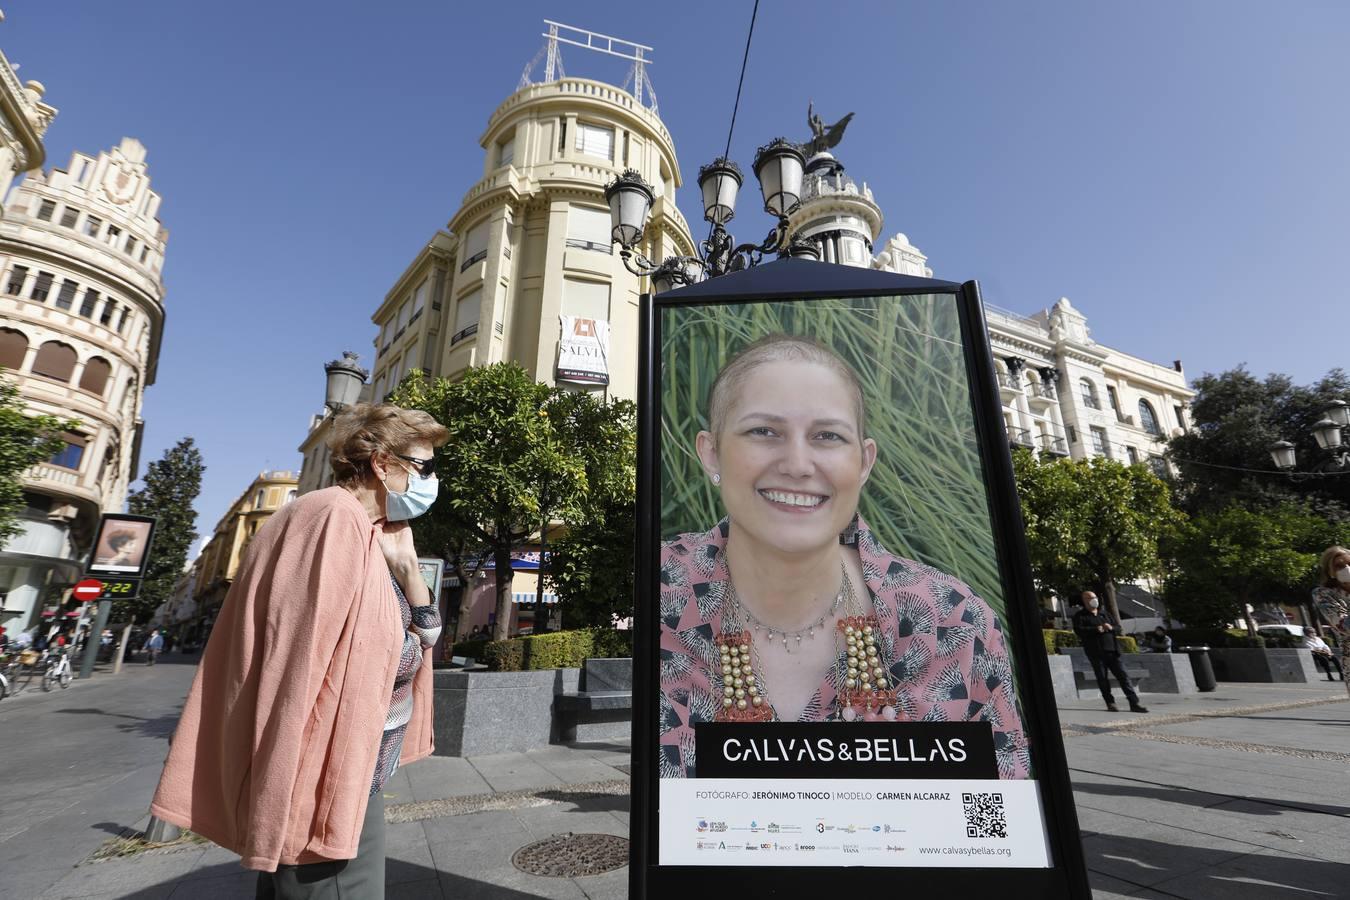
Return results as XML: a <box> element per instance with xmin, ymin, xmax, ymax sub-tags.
<box><xmin>512</xmin><ymin>592</ymin><xmax>559</xmax><ymax>605</ymax></box>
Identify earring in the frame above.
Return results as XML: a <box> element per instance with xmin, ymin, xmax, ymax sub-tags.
<box><xmin>712</xmin><ymin>474</ymin><xmax>721</xmax><ymax>485</ymax></box>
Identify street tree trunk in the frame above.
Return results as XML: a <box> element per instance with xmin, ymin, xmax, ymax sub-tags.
<box><xmin>1099</xmin><ymin>579</ymin><xmax>1123</xmax><ymax>631</ymax></box>
<box><xmin>492</xmin><ymin>540</ymin><xmax>514</xmax><ymax>642</ymax></box>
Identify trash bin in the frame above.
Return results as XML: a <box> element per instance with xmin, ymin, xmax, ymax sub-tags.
<box><xmin>1177</xmin><ymin>645</ymin><xmax>1216</xmax><ymax>692</ymax></box>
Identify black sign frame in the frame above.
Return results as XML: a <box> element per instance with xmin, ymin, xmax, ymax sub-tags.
<box><xmin>86</xmin><ymin>513</ymin><xmax>157</xmax><ymax>579</ymax></box>
<box><xmin>630</xmin><ymin>261</ymin><xmax>1091</xmax><ymax>897</ymax></box>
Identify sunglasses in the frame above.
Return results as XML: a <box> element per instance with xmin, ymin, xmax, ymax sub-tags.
<box><xmin>395</xmin><ymin>454</ymin><xmax>437</xmax><ymax>477</ymax></box>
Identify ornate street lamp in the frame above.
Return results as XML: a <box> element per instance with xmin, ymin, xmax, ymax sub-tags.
<box><xmin>1268</xmin><ymin>401</ymin><xmax>1350</xmax><ymax>475</ymax></box>
<box><xmin>603</xmin><ymin>137</ymin><xmax>816</xmax><ymax>294</ymax></box>
<box><xmin>324</xmin><ymin>351</ymin><xmax>368</xmax><ymax>412</ymax></box>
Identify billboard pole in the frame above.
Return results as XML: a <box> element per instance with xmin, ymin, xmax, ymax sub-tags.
<box><xmin>79</xmin><ymin>598</ymin><xmax>112</xmax><ymax>680</ymax></box>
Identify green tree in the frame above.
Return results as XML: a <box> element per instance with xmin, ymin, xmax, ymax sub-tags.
<box><xmin>0</xmin><ymin>376</ymin><xmax>77</xmax><ymax>544</ymax></box>
<box><xmin>123</xmin><ymin>438</ymin><xmax>205</xmax><ymax>624</ymax></box>
<box><xmin>1162</xmin><ymin>501</ymin><xmax>1344</xmax><ymax>631</ymax></box>
<box><xmin>1013</xmin><ymin>449</ymin><xmax>1183</xmax><ymax>623</ymax></box>
<box><xmin>544</xmin><ymin>391</ymin><xmax>637</xmax><ymax>628</ymax></box>
<box><xmin>1166</xmin><ymin>366</ymin><xmax>1350</xmax><ymax>516</ymax></box>
<box><xmin>390</xmin><ymin>365</ymin><xmax>590</xmax><ymax>641</ymax></box>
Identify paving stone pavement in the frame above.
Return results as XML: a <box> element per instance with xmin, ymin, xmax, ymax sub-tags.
<box><xmin>3</xmin><ymin>656</ymin><xmax>1348</xmax><ymax>898</ymax></box>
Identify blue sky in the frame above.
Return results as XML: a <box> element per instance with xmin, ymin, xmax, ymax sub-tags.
<box><xmin>5</xmin><ymin>1</ymin><xmax>1348</xmax><ymax>538</ymax></box>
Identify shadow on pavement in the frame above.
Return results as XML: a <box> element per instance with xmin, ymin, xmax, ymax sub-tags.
<box><xmin>1074</xmin><ymin>777</ymin><xmax>1350</xmax><ymax>818</ymax></box>
<box><xmin>54</xmin><ymin>706</ymin><xmax>181</xmax><ymax>738</ymax></box>
<box><xmin>1084</xmin><ymin>832</ymin><xmax>1345</xmax><ymax>897</ymax></box>
<box><xmin>105</xmin><ymin>858</ymin><xmax>583</xmax><ymax>899</ymax></box>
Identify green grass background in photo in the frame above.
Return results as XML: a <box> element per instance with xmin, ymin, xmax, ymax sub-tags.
<box><xmin>659</xmin><ymin>294</ymin><xmax>1007</xmax><ymax>627</ymax></box>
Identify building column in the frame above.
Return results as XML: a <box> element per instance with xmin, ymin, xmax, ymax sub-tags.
<box><xmin>533</xmin><ymin>199</ymin><xmax>571</xmax><ymax>384</ymax></box>
<box><xmin>3</xmin><ymin>564</ymin><xmax>49</xmax><ymax>631</ymax></box>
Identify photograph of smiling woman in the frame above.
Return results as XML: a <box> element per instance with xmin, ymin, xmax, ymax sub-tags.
<box><xmin>657</xmin><ymin>334</ymin><xmax>1029</xmax><ymax>780</ymax></box>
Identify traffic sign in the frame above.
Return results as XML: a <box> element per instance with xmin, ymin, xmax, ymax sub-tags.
<box><xmin>73</xmin><ymin>578</ymin><xmax>103</xmax><ymax>602</ymax></box>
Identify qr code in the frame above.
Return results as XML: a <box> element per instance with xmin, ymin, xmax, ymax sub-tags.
<box><xmin>962</xmin><ymin>791</ymin><xmax>1007</xmax><ymax>838</ymax></box>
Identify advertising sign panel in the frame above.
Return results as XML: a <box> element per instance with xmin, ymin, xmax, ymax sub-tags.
<box><xmin>87</xmin><ymin>513</ymin><xmax>157</xmax><ymax>578</ymax></box>
<box><xmin>557</xmin><ymin>315</ymin><xmax>611</xmax><ymax>385</ymax></box>
<box><xmin>631</xmin><ymin>261</ymin><xmax>1089</xmax><ymax>896</ymax></box>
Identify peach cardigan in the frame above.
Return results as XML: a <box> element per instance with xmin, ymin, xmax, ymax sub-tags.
<box><xmin>149</xmin><ymin>487</ymin><xmax>434</xmax><ymax>871</ymax></box>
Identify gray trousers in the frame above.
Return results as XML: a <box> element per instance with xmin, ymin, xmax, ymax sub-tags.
<box><xmin>256</xmin><ymin>792</ymin><xmax>385</xmax><ymax>899</ymax></box>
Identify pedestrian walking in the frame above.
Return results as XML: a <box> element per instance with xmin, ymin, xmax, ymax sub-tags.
<box><xmin>145</xmin><ymin>629</ymin><xmax>163</xmax><ymax>665</ymax></box>
<box><xmin>149</xmin><ymin>403</ymin><xmax>448</xmax><ymax>899</ymax></box>
<box><xmin>1311</xmin><ymin>545</ymin><xmax>1350</xmax><ymax>697</ymax></box>
<box><xmin>1073</xmin><ymin>591</ymin><xmax>1148</xmax><ymax>713</ymax></box>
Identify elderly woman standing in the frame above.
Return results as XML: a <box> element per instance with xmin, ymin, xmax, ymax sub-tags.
<box><xmin>1312</xmin><ymin>546</ymin><xmax>1350</xmax><ymax>675</ymax></box>
<box><xmin>150</xmin><ymin>404</ymin><xmax>448</xmax><ymax>899</ymax></box>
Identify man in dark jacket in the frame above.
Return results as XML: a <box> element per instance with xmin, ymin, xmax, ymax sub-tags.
<box><xmin>1073</xmin><ymin>591</ymin><xmax>1148</xmax><ymax>713</ymax></box>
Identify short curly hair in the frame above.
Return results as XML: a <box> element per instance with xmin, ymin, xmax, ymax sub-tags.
<box><xmin>327</xmin><ymin>403</ymin><xmax>449</xmax><ymax>486</ymax></box>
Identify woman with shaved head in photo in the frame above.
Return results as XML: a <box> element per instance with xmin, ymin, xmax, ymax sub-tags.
<box><xmin>657</xmin><ymin>334</ymin><xmax>1029</xmax><ymax>780</ymax></box>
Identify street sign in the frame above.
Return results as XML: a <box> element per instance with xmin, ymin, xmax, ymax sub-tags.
<box><xmin>73</xmin><ymin>578</ymin><xmax>103</xmax><ymax>602</ymax></box>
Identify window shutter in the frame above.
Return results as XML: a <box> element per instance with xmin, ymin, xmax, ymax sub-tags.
<box><xmin>454</xmin><ymin>289</ymin><xmax>482</xmax><ymax>338</ymax></box>
<box><xmin>562</xmin><ymin>278</ymin><xmax>610</xmax><ymax>322</ymax></box>
<box><xmin>566</xmin><ymin>206</ymin><xmax>613</xmax><ymax>249</ymax></box>
<box><xmin>574</xmin><ymin>123</ymin><xmax>614</xmax><ymax>160</ymax></box>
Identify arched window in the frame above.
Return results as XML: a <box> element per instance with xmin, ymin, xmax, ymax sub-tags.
<box><xmin>78</xmin><ymin>356</ymin><xmax>112</xmax><ymax>395</ymax></box>
<box><xmin>1079</xmin><ymin>378</ymin><xmax>1100</xmax><ymax>410</ymax></box>
<box><xmin>1138</xmin><ymin>399</ymin><xmax>1162</xmax><ymax>436</ymax></box>
<box><xmin>31</xmin><ymin>341</ymin><xmax>77</xmax><ymax>381</ymax></box>
<box><xmin>0</xmin><ymin>328</ymin><xmax>27</xmax><ymax>370</ymax></box>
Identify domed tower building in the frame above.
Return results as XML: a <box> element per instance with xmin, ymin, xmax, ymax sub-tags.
<box><xmin>363</xmin><ymin>25</ymin><xmax>695</xmax><ymax>408</ymax></box>
<box><xmin>0</xmin><ymin>137</ymin><xmax>167</xmax><ymax>629</ymax></box>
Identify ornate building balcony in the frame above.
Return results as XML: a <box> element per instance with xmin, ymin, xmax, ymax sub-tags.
<box><xmin>1038</xmin><ymin>434</ymin><xmax>1070</xmax><ymax>458</ymax></box>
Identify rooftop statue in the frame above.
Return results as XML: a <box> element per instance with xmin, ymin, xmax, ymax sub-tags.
<box><xmin>806</xmin><ymin>101</ymin><xmax>855</xmax><ymax>156</ymax></box>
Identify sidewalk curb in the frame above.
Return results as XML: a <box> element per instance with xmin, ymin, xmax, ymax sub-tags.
<box><xmin>1060</xmin><ymin>693</ymin><xmax>1347</xmax><ymax>736</ymax></box>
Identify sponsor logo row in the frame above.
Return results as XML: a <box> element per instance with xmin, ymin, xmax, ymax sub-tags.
<box><xmin>693</xmin><ymin>840</ymin><xmax>907</xmax><ymax>854</ymax></box>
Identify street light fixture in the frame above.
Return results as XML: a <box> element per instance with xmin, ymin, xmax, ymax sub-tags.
<box><xmin>324</xmin><ymin>351</ymin><xmax>369</xmax><ymax>412</ymax></box>
<box><xmin>603</xmin><ymin>137</ymin><xmax>818</xmax><ymax>294</ymax></box>
<box><xmin>1268</xmin><ymin>401</ymin><xmax>1350</xmax><ymax>475</ymax></box>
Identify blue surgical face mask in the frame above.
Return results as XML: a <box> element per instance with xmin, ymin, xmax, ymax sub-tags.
<box><xmin>386</xmin><ymin>470</ymin><xmax>439</xmax><ymax>521</ymax></box>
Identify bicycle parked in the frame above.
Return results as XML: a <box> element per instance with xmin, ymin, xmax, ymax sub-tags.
<box><xmin>42</xmin><ymin>646</ymin><xmax>73</xmax><ymax>691</ymax></box>
<box><xmin>0</xmin><ymin>647</ymin><xmax>44</xmax><ymax>700</ymax></box>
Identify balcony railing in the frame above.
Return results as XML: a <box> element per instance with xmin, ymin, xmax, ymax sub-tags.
<box><xmin>1007</xmin><ymin>427</ymin><xmax>1035</xmax><ymax>449</ymax></box>
<box><xmin>1030</xmin><ymin>382</ymin><xmax>1057</xmax><ymax>402</ymax></box>
<box><xmin>1038</xmin><ymin>434</ymin><xmax>1069</xmax><ymax>457</ymax></box>
<box><xmin>999</xmin><ymin>373</ymin><xmax>1023</xmax><ymax>392</ymax></box>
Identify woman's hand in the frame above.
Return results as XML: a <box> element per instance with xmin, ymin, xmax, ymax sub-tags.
<box><xmin>379</xmin><ymin>521</ymin><xmax>431</xmax><ymax>607</ymax></box>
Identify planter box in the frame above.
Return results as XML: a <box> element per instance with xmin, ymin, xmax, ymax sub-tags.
<box><xmin>1045</xmin><ymin>654</ymin><xmax>1078</xmax><ymax>704</ymax></box>
<box><xmin>1127</xmin><ymin>652</ymin><xmax>1198</xmax><ymax>694</ymax></box>
<box><xmin>433</xmin><ymin>667</ymin><xmax>579</xmax><ymax>757</ymax></box>
<box><xmin>432</xmin><ymin>659</ymin><xmax>634</xmax><ymax>756</ymax></box>
<box><xmin>1207</xmin><ymin>648</ymin><xmax>1320</xmax><ymax>683</ymax></box>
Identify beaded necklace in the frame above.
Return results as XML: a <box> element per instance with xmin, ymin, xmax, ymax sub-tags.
<box><xmin>714</xmin><ymin>561</ymin><xmax>896</xmax><ymax>723</ymax></box>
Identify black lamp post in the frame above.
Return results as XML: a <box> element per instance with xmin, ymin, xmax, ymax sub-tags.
<box><xmin>603</xmin><ymin>138</ymin><xmax>819</xmax><ymax>293</ymax></box>
<box><xmin>1269</xmin><ymin>400</ymin><xmax>1350</xmax><ymax>476</ymax></box>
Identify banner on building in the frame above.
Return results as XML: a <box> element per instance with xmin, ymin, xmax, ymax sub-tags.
<box><xmin>630</xmin><ymin>261</ymin><xmax>1091</xmax><ymax>897</ymax></box>
<box><xmin>557</xmin><ymin>315</ymin><xmax>610</xmax><ymax>385</ymax></box>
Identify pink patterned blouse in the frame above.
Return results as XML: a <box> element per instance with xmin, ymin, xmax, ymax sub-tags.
<box><xmin>657</xmin><ymin>517</ymin><xmax>1031</xmax><ymax>780</ymax></box>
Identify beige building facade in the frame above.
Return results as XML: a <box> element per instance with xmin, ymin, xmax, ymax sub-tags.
<box><xmin>0</xmin><ymin>137</ymin><xmax>168</xmax><ymax>630</ymax></box>
<box><xmin>299</xmin><ymin>73</ymin><xmax>696</xmax><ymax>495</ymax></box>
<box><xmin>171</xmin><ymin>469</ymin><xmax>298</xmax><ymax>643</ymax></box>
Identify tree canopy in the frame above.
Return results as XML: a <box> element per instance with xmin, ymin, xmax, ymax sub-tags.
<box><xmin>124</xmin><ymin>438</ymin><xmax>205</xmax><ymax>624</ymax></box>
<box><xmin>1166</xmin><ymin>365</ymin><xmax>1350</xmax><ymax>516</ymax></box>
<box><xmin>1162</xmin><ymin>501</ymin><xmax>1344</xmax><ymax>630</ymax></box>
<box><xmin>0</xmin><ymin>376</ymin><xmax>78</xmax><ymax>545</ymax></box>
<box><xmin>390</xmin><ymin>365</ymin><xmax>632</xmax><ymax>641</ymax></box>
<box><xmin>1013</xmin><ymin>449</ymin><xmax>1182</xmax><ymax>622</ymax></box>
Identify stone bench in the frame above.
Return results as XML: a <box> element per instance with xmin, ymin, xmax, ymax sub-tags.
<box><xmin>557</xmin><ymin>657</ymin><xmax>633</xmax><ymax>743</ymax></box>
<box><xmin>1059</xmin><ymin>647</ymin><xmax>1148</xmax><ymax>694</ymax></box>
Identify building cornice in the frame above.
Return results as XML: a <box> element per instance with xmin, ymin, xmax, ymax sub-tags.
<box><xmin>0</xmin><ymin>53</ymin><xmax>52</xmax><ymax>171</ymax></box>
